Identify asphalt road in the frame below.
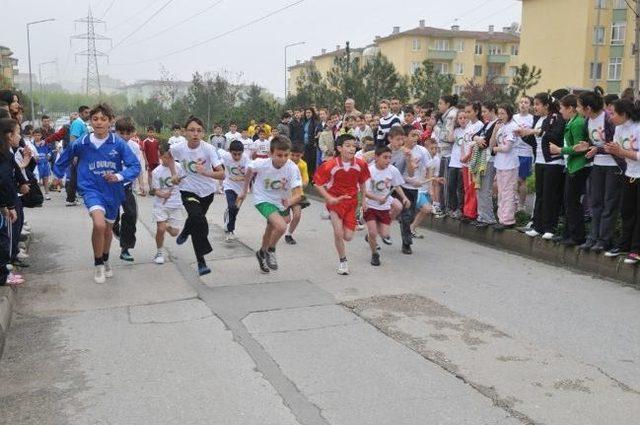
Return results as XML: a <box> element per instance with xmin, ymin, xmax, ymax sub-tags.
<box><xmin>1</xmin><ymin>189</ymin><xmax>639</xmax><ymax>425</ymax></box>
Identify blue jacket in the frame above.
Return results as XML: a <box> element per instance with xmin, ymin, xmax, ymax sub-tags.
<box><xmin>54</xmin><ymin>133</ymin><xmax>140</xmax><ymax>205</ymax></box>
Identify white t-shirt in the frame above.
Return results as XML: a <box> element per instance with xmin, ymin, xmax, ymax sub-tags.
<box><xmin>449</xmin><ymin>127</ymin><xmax>466</xmax><ymax>169</ymax></box>
<box><xmin>168</xmin><ymin>135</ymin><xmax>187</xmax><ymax>146</ymax></box>
<box><xmin>366</xmin><ymin>163</ymin><xmax>405</xmax><ymax>210</ymax></box>
<box><xmin>402</xmin><ymin>144</ymin><xmax>430</xmax><ymax>190</ymax></box>
<box><xmin>614</xmin><ymin>120</ymin><xmax>640</xmax><ymax>178</ymax></box>
<box><xmin>421</xmin><ymin>152</ymin><xmax>440</xmax><ymax>194</ymax></box>
<box><xmin>589</xmin><ymin>111</ymin><xmax>616</xmax><ymax>167</ymax></box>
<box><xmin>224</xmin><ymin>131</ymin><xmax>242</xmax><ymax>149</ymax></box>
<box><xmin>151</xmin><ymin>163</ymin><xmax>185</xmax><ymax>209</ymax></box>
<box><xmin>90</xmin><ymin>133</ymin><xmax>108</xmax><ymax>149</ymax></box>
<box><xmin>513</xmin><ymin>113</ymin><xmax>534</xmax><ymax>157</ymax></box>
<box><xmin>249</xmin><ymin>158</ymin><xmax>302</xmax><ymax>210</ymax></box>
<box><xmin>219</xmin><ymin>150</ymin><xmax>250</xmax><ymax>194</ymax></box>
<box><xmin>127</xmin><ymin>139</ymin><xmax>143</xmax><ymax>163</ymax></box>
<box><xmin>253</xmin><ymin>138</ymin><xmax>270</xmax><ymax>158</ymax></box>
<box><xmin>169</xmin><ymin>141</ymin><xmax>222</xmax><ymax>197</ymax></box>
<box><xmin>493</xmin><ymin>121</ymin><xmax>519</xmax><ymax>170</ymax></box>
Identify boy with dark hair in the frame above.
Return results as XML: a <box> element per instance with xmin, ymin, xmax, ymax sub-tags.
<box><xmin>224</xmin><ymin>122</ymin><xmax>242</xmax><ymax>149</ymax></box>
<box><xmin>285</xmin><ymin>142</ymin><xmax>310</xmax><ymax>245</ymax></box>
<box><xmin>253</xmin><ymin>128</ymin><xmax>270</xmax><ymax>159</ymax></box>
<box><xmin>218</xmin><ymin>139</ymin><xmax>250</xmax><ymax>241</ymax></box>
<box><xmin>168</xmin><ymin>124</ymin><xmax>186</xmax><ymax>146</ymax></box>
<box><xmin>54</xmin><ymin>103</ymin><xmax>141</xmax><ymax>284</ymax></box>
<box><xmin>112</xmin><ymin>117</ymin><xmax>141</xmax><ymax>262</ymax></box>
<box><xmin>314</xmin><ymin>133</ymin><xmax>371</xmax><ymax>275</ymax></box>
<box><xmin>237</xmin><ymin>136</ymin><xmax>303</xmax><ymax>273</ymax></box>
<box><xmin>142</xmin><ymin>126</ymin><xmax>160</xmax><ymax>195</ymax></box>
<box><xmin>209</xmin><ymin>125</ymin><xmax>226</xmax><ymax>150</ymax></box>
<box><xmin>365</xmin><ymin>145</ymin><xmax>410</xmax><ymax>266</ymax></box>
<box><xmin>277</xmin><ymin>112</ymin><xmax>292</xmax><ymax>138</ymax></box>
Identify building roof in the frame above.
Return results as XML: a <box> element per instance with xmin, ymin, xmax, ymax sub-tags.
<box><xmin>377</xmin><ymin>26</ymin><xmax>519</xmax><ymax>43</ymax></box>
<box><xmin>288</xmin><ymin>60</ymin><xmax>314</xmax><ymax>71</ymax></box>
<box><xmin>312</xmin><ymin>47</ymin><xmax>365</xmax><ymax>60</ymax></box>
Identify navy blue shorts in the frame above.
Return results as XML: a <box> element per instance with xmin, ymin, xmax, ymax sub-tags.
<box><xmin>518</xmin><ymin>156</ymin><xmax>533</xmax><ymax>180</ymax></box>
<box><xmin>83</xmin><ymin>191</ymin><xmax>120</xmax><ymax>223</ymax></box>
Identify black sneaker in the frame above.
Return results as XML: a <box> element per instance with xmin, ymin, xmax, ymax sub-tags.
<box><xmin>401</xmin><ymin>244</ymin><xmax>412</xmax><ymax>255</ymax></box>
<box><xmin>256</xmin><ymin>250</ymin><xmax>270</xmax><ymax>273</ymax></box>
<box><xmin>370</xmin><ymin>252</ymin><xmax>381</xmax><ymax>266</ymax></box>
<box><xmin>285</xmin><ymin>235</ymin><xmax>297</xmax><ymax>245</ymax></box>
<box><xmin>266</xmin><ymin>248</ymin><xmax>278</xmax><ymax>270</ymax></box>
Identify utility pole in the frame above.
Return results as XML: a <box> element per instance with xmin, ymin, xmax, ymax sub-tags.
<box><xmin>71</xmin><ymin>8</ymin><xmax>111</xmax><ymax>96</ymax></box>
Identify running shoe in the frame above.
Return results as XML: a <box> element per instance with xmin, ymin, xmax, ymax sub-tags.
<box><xmin>337</xmin><ymin>261</ymin><xmax>349</xmax><ymax>275</ymax></box>
<box><xmin>266</xmin><ymin>249</ymin><xmax>278</xmax><ymax>270</ymax></box>
<box><xmin>154</xmin><ymin>251</ymin><xmax>165</xmax><ymax>265</ymax></box>
<box><xmin>256</xmin><ymin>250</ymin><xmax>270</xmax><ymax>273</ymax></box>
<box><xmin>94</xmin><ymin>265</ymin><xmax>106</xmax><ymax>284</ymax></box>
<box><xmin>104</xmin><ymin>261</ymin><xmax>113</xmax><ymax>278</ymax></box>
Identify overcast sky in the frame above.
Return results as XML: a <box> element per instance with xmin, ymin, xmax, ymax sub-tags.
<box><xmin>2</xmin><ymin>0</ymin><xmax>522</xmax><ymax>97</ymax></box>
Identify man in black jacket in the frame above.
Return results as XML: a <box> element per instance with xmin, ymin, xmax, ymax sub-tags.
<box><xmin>289</xmin><ymin>109</ymin><xmax>304</xmax><ymax>143</ymax></box>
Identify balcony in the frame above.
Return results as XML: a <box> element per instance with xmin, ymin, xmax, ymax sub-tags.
<box><xmin>487</xmin><ymin>54</ymin><xmax>511</xmax><ymax>64</ymax></box>
<box><xmin>488</xmin><ymin>75</ymin><xmax>510</xmax><ymax>85</ymax></box>
<box><xmin>427</xmin><ymin>49</ymin><xmax>457</xmax><ymax>61</ymax></box>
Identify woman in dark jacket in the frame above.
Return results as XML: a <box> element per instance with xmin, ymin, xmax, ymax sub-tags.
<box><xmin>302</xmin><ymin>107</ymin><xmax>320</xmax><ymax>178</ymax></box>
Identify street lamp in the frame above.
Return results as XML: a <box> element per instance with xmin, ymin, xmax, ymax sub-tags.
<box><xmin>27</xmin><ymin>18</ymin><xmax>55</xmax><ymax>123</ymax></box>
<box><xmin>38</xmin><ymin>59</ymin><xmax>57</xmax><ymax>115</ymax></box>
<box><xmin>284</xmin><ymin>41</ymin><xmax>306</xmax><ymax>102</ymax></box>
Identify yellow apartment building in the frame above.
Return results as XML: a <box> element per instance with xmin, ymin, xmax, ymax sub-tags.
<box><xmin>0</xmin><ymin>46</ymin><xmax>18</xmax><ymax>89</ymax></box>
<box><xmin>288</xmin><ymin>20</ymin><xmax>520</xmax><ymax>96</ymax></box>
<box><xmin>520</xmin><ymin>0</ymin><xmax>635</xmax><ymax>94</ymax></box>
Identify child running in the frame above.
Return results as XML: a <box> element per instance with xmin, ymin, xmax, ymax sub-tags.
<box><xmin>33</xmin><ymin>128</ymin><xmax>52</xmax><ymax>200</ymax></box>
<box><xmin>53</xmin><ymin>103</ymin><xmax>141</xmax><ymax>284</ymax></box>
<box><xmin>285</xmin><ymin>142</ymin><xmax>310</xmax><ymax>245</ymax></box>
<box><xmin>151</xmin><ymin>146</ymin><xmax>186</xmax><ymax>265</ymax></box>
<box><xmin>167</xmin><ymin>115</ymin><xmax>224</xmax><ymax>276</ymax></box>
<box><xmin>365</xmin><ymin>145</ymin><xmax>410</xmax><ymax>266</ymax></box>
<box><xmin>237</xmin><ymin>136</ymin><xmax>303</xmax><ymax>273</ymax></box>
<box><xmin>314</xmin><ymin>133</ymin><xmax>371</xmax><ymax>275</ymax></box>
<box><xmin>219</xmin><ymin>139</ymin><xmax>250</xmax><ymax>242</ymax></box>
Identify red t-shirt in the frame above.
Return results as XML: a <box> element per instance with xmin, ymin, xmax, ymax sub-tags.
<box><xmin>314</xmin><ymin>157</ymin><xmax>370</xmax><ymax>198</ymax></box>
<box><xmin>142</xmin><ymin>137</ymin><xmax>160</xmax><ymax>165</ymax></box>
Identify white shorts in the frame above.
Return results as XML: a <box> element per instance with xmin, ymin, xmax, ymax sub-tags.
<box><xmin>153</xmin><ymin>207</ymin><xmax>185</xmax><ymax>228</ymax></box>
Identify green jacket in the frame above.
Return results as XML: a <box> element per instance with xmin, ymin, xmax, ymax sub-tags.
<box><xmin>561</xmin><ymin>114</ymin><xmax>588</xmax><ymax>175</ymax></box>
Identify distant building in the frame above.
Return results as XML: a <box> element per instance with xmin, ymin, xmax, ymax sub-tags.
<box><xmin>14</xmin><ymin>72</ymin><xmax>38</xmax><ymax>91</ymax></box>
<box><xmin>119</xmin><ymin>79</ymin><xmax>191</xmax><ymax>106</ymax></box>
<box><xmin>0</xmin><ymin>46</ymin><xmax>18</xmax><ymax>89</ymax></box>
<box><xmin>520</xmin><ymin>0</ymin><xmax>634</xmax><ymax>94</ymax></box>
<box><xmin>288</xmin><ymin>20</ymin><xmax>520</xmax><ymax>96</ymax></box>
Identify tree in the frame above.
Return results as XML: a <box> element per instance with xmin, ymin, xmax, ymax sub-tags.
<box><xmin>325</xmin><ymin>42</ymin><xmax>367</xmax><ymax>109</ymax></box>
<box><xmin>461</xmin><ymin>78</ymin><xmax>513</xmax><ymax>105</ymax></box>
<box><xmin>362</xmin><ymin>53</ymin><xmax>406</xmax><ymax>111</ymax></box>
<box><xmin>410</xmin><ymin>60</ymin><xmax>455</xmax><ymax>105</ymax></box>
<box><xmin>508</xmin><ymin>63</ymin><xmax>542</xmax><ymax>99</ymax></box>
<box><xmin>287</xmin><ymin>64</ymin><xmax>336</xmax><ymax>109</ymax></box>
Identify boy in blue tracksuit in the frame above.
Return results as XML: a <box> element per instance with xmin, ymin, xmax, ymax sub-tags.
<box><xmin>54</xmin><ymin>103</ymin><xmax>141</xmax><ymax>284</ymax></box>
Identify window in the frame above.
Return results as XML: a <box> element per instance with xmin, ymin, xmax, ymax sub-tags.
<box><xmin>593</xmin><ymin>26</ymin><xmax>605</xmax><ymax>45</ymax></box>
<box><xmin>595</xmin><ymin>0</ymin><xmax>606</xmax><ymax>8</ymax></box>
<box><xmin>510</xmin><ymin>44</ymin><xmax>519</xmax><ymax>55</ymax></box>
<box><xmin>456</xmin><ymin>41</ymin><xmax>464</xmax><ymax>52</ymax></box>
<box><xmin>611</xmin><ymin>22</ymin><xmax>626</xmax><ymax>45</ymax></box>
<box><xmin>433</xmin><ymin>62</ymin><xmax>449</xmax><ymax>74</ymax></box>
<box><xmin>613</xmin><ymin>0</ymin><xmax>627</xmax><ymax>8</ymax></box>
<box><xmin>410</xmin><ymin>61</ymin><xmax>421</xmax><ymax>74</ymax></box>
<box><xmin>412</xmin><ymin>38</ymin><xmax>421</xmax><ymax>51</ymax></box>
<box><xmin>608</xmin><ymin>57</ymin><xmax>622</xmax><ymax>80</ymax></box>
<box><xmin>590</xmin><ymin>62</ymin><xmax>603</xmax><ymax>79</ymax></box>
<box><xmin>475</xmin><ymin>43</ymin><xmax>483</xmax><ymax>55</ymax></box>
<box><xmin>488</xmin><ymin>44</ymin><xmax>502</xmax><ymax>55</ymax></box>
<box><xmin>509</xmin><ymin>66</ymin><xmax>519</xmax><ymax>77</ymax></box>
<box><xmin>455</xmin><ymin>63</ymin><xmax>464</xmax><ymax>75</ymax></box>
<box><xmin>474</xmin><ymin>65</ymin><xmax>482</xmax><ymax>77</ymax></box>
<box><xmin>434</xmin><ymin>39</ymin><xmax>450</xmax><ymax>51</ymax></box>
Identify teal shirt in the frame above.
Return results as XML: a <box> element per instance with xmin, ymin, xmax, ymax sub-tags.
<box><xmin>561</xmin><ymin>114</ymin><xmax>588</xmax><ymax>174</ymax></box>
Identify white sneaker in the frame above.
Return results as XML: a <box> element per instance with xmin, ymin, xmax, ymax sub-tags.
<box><xmin>17</xmin><ymin>250</ymin><xmax>29</xmax><ymax>260</ymax></box>
<box><xmin>337</xmin><ymin>261</ymin><xmax>349</xmax><ymax>275</ymax></box>
<box><xmin>104</xmin><ymin>261</ymin><xmax>113</xmax><ymax>278</ymax></box>
<box><xmin>18</xmin><ymin>242</ymin><xmax>26</xmax><ymax>250</ymax></box>
<box><xmin>22</xmin><ymin>223</ymin><xmax>31</xmax><ymax>231</ymax></box>
<box><xmin>94</xmin><ymin>265</ymin><xmax>106</xmax><ymax>284</ymax></box>
<box><xmin>541</xmin><ymin>232</ymin><xmax>554</xmax><ymax>240</ymax></box>
<box><xmin>356</xmin><ymin>223</ymin><xmax>365</xmax><ymax>231</ymax></box>
<box><xmin>20</xmin><ymin>229</ymin><xmax>30</xmax><ymax>237</ymax></box>
<box><xmin>225</xmin><ymin>232</ymin><xmax>235</xmax><ymax>242</ymax></box>
<box><xmin>154</xmin><ymin>251</ymin><xmax>165</xmax><ymax>264</ymax></box>
<box><xmin>525</xmin><ymin>229</ymin><xmax>540</xmax><ymax>238</ymax></box>
<box><xmin>45</xmin><ymin>195</ymin><xmax>51</xmax><ymax>200</ymax></box>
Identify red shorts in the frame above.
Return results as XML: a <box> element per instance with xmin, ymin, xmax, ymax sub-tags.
<box><xmin>363</xmin><ymin>208</ymin><xmax>391</xmax><ymax>225</ymax></box>
<box><xmin>326</xmin><ymin>199</ymin><xmax>358</xmax><ymax>231</ymax></box>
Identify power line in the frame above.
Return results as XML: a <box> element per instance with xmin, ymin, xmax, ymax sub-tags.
<box><xmin>101</xmin><ymin>0</ymin><xmax>117</xmax><ymax>18</ymax></box>
<box><xmin>625</xmin><ymin>0</ymin><xmax>639</xmax><ymax>17</ymax></box>
<box><xmin>451</xmin><ymin>0</ymin><xmax>500</xmax><ymax>24</ymax></box>
<box><xmin>110</xmin><ymin>0</ymin><xmax>175</xmax><ymax>51</ymax></box>
<box><xmin>119</xmin><ymin>0</ymin><xmax>225</xmax><ymax>49</ymax></box>
<box><xmin>473</xmin><ymin>2</ymin><xmax>519</xmax><ymax>27</ymax></box>
<box><xmin>111</xmin><ymin>0</ymin><xmax>305</xmax><ymax>66</ymax></box>
<box><xmin>109</xmin><ymin>0</ymin><xmax>163</xmax><ymax>32</ymax></box>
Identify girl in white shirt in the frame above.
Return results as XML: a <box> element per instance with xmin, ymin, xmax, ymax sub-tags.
<box><xmin>447</xmin><ymin>109</ymin><xmax>467</xmax><ymax>218</ymax></box>
<box><xmin>461</xmin><ymin>102</ymin><xmax>484</xmax><ymax>221</ymax></box>
<box><xmin>491</xmin><ymin>105</ymin><xmax>519</xmax><ymax>229</ymax></box>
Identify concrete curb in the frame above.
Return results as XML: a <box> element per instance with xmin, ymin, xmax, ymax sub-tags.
<box><xmin>0</xmin><ymin>285</ymin><xmax>15</xmax><ymax>358</ymax></box>
<box><xmin>306</xmin><ymin>187</ymin><xmax>638</xmax><ymax>288</ymax></box>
